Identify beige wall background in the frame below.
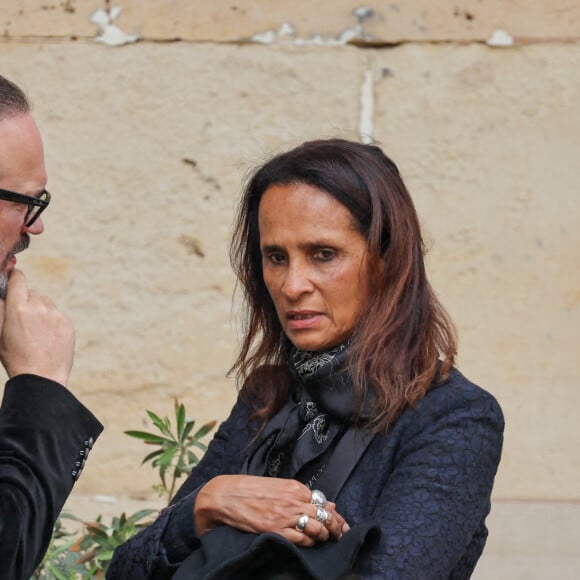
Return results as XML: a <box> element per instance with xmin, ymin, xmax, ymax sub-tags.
<box><xmin>1</xmin><ymin>2</ymin><xmax>579</xmax><ymax>572</ymax></box>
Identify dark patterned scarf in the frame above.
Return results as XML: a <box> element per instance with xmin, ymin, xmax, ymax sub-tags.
<box><xmin>242</xmin><ymin>344</ymin><xmax>363</xmax><ymax>487</ymax></box>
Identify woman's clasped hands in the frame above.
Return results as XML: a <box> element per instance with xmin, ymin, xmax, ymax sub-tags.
<box><xmin>194</xmin><ymin>475</ymin><xmax>350</xmax><ymax>547</ymax></box>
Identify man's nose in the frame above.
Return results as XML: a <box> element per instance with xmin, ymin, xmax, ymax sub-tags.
<box><xmin>22</xmin><ymin>216</ymin><xmax>44</xmax><ymax>235</ymax></box>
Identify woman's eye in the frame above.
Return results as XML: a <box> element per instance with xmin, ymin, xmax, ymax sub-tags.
<box><xmin>267</xmin><ymin>252</ymin><xmax>286</xmax><ymax>264</ymax></box>
<box><xmin>315</xmin><ymin>249</ymin><xmax>335</xmax><ymax>262</ymax></box>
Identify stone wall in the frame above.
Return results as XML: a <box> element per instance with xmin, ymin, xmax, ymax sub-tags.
<box><xmin>0</xmin><ymin>1</ymin><xmax>578</xmax><ymax>504</ymax></box>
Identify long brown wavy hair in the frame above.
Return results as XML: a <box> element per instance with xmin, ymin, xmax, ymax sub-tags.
<box><xmin>229</xmin><ymin>138</ymin><xmax>457</xmax><ymax>433</ymax></box>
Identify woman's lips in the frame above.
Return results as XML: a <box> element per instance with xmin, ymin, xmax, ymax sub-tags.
<box><xmin>286</xmin><ymin>311</ymin><xmax>323</xmax><ymax>330</ymax></box>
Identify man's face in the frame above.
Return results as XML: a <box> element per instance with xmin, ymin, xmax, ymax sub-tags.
<box><xmin>0</xmin><ymin>113</ymin><xmax>47</xmax><ymax>297</ymax></box>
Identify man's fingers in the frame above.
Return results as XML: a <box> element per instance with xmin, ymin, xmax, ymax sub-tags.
<box><xmin>5</xmin><ymin>269</ymin><xmax>29</xmax><ymax>306</ymax></box>
<box><xmin>38</xmin><ymin>293</ymin><xmax>56</xmax><ymax>309</ymax></box>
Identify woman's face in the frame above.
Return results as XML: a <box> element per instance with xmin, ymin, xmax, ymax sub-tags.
<box><xmin>258</xmin><ymin>182</ymin><xmax>371</xmax><ymax>352</ymax></box>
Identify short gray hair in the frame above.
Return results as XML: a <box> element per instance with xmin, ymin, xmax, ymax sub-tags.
<box><xmin>0</xmin><ymin>75</ymin><xmax>30</xmax><ymax>121</ymax></box>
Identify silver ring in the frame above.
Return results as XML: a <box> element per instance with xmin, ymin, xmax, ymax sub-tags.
<box><xmin>311</xmin><ymin>489</ymin><xmax>326</xmax><ymax>507</ymax></box>
<box><xmin>315</xmin><ymin>507</ymin><xmax>329</xmax><ymax>523</ymax></box>
<box><xmin>296</xmin><ymin>514</ymin><xmax>309</xmax><ymax>532</ymax></box>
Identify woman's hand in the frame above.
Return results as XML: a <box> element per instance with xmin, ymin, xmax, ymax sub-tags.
<box><xmin>194</xmin><ymin>475</ymin><xmax>350</xmax><ymax>546</ymax></box>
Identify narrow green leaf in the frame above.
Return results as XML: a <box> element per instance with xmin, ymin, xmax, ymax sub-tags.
<box><xmin>95</xmin><ymin>548</ymin><xmax>115</xmax><ymax>561</ymax></box>
<box><xmin>155</xmin><ymin>445</ymin><xmax>178</xmax><ymax>467</ymax></box>
<box><xmin>176</xmin><ymin>403</ymin><xmax>185</xmax><ymax>438</ymax></box>
<box><xmin>193</xmin><ymin>420</ymin><xmax>217</xmax><ymax>440</ymax></box>
<box><xmin>124</xmin><ymin>430</ymin><xmax>173</xmax><ymax>444</ymax></box>
<box><xmin>141</xmin><ymin>449</ymin><xmax>164</xmax><ymax>465</ymax></box>
<box><xmin>158</xmin><ymin>464</ymin><xmax>168</xmax><ymax>488</ymax></box>
<box><xmin>127</xmin><ymin>509</ymin><xmax>158</xmax><ymax>524</ymax></box>
<box><xmin>146</xmin><ymin>410</ymin><xmax>173</xmax><ymax>438</ymax></box>
<box><xmin>86</xmin><ymin>527</ymin><xmax>109</xmax><ymax>542</ymax></box>
<box><xmin>181</xmin><ymin>419</ymin><xmax>195</xmax><ymax>440</ymax></box>
<box><xmin>146</xmin><ymin>409</ymin><xmax>164</xmax><ymax>426</ymax></box>
<box><xmin>45</xmin><ymin>564</ymin><xmax>69</xmax><ymax>580</ymax></box>
<box><xmin>59</xmin><ymin>511</ymin><xmax>82</xmax><ymax>523</ymax></box>
<box><xmin>48</xmin><ymin>536</ymin><xmax>77</xmax><ymax>556</ymax></box>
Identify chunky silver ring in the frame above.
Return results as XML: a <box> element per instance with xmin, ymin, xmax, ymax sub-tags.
<box><xmin>311</xmin><ymin>489</ymin><xmax>327</xmax><ymax>507</ymax></box>
<box><xmin>315</xmin><ymin>507</ymin><xmax>329</xmax><ymax>523</ymax></box>
<box><xmin>296</xmin><ymin>514</ymin><xmax>309</xmax><ymax>532</ymax></box>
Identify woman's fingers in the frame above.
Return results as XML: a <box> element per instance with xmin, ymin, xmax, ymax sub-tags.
<box><xmin>291</xmin><ymin>501</ymin><xmax>346</xmax><ymax>542</ymax></box>
<box><xmin>279</xmin><ymin>493</ymin><xmax>350</xmax><ymax>543</ymax></box>
<box><xmin>195</xmin><ymin>475</ymin><xmax>310</xmax><ymax>534</ymax></box>
<box><xmin>194</xmin><ymin>475</ymin><xmax>350</xmax><ymax>545</ymax></box>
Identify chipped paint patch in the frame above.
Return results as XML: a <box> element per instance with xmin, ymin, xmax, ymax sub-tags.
<box><xmin>278</xmin><ymin>22</ymin><xmax>296</xmax><ymax>38</ymax></box>
<box><xmin>486</xmin><ymin>28</ymin><xmax>514</xmax><ymax>47</ymax></box>
<box><xmin>251</xmin><ymin>6</ymin><xmax>375</xmax><ymax>46</ymax></box>
<box><xmin>90</xmin><ymin>6</ymin><xmax>139</xmax><ymax>46</ymax></box>
<box><xmin>358</xmin><ymin>69</ymin><xmax>374</xmax><ymax>144</ymax></box>
<box><xmin>251</xmin><ymin>28</ymin><xmax>278</xmax><ymax>44</ymax></box>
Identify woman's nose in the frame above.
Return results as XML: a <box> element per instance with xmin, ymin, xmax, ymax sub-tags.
<box><xmin>281</xmin><ymin>262</ymin><xmax>313</xmax><ymax>298</ymax></box>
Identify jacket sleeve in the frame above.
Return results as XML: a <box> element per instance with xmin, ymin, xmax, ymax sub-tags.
<box><xmin>107</xmin><ymin>397</ymin><xmax>252</xmax><ymax>580</ymax></box>
<box><xmin>0</xmin><ymin>374</ymin><xmax>104</xmax><ymax>580</ymax></box>
<box><xmin>350</xmin><ymin>380</ymin><xmax>504</xmax><ymax>579</ymax></box>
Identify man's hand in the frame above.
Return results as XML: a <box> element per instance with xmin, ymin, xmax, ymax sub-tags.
<box><xmin>0</xmin><ymin>269</ymin><xmax>75</xmax><ymax>386</ymax></box>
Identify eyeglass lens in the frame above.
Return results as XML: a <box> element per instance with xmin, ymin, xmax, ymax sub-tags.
<box><xmin>25</xmin><ymin>190</ymin><xmax>50</xmax><ymax>227</ymax></box>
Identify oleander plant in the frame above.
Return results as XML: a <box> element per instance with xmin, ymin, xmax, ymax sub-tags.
<box><xmin>32</xmin><ymin>401</ymin><xmax>216</xmax><ymax>579</ymax></box>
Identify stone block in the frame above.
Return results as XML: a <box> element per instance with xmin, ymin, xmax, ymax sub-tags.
<box><xmin>0</xmin><ymin>0</ymin><xmax>578</xmax><ymax>42</ymax></box>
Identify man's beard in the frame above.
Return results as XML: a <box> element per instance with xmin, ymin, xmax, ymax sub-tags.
<box><xmin>0</xmin><ymin>234</ymin><xmax>30</xmax><ymax>299</ymax></box>
<box><xmin>0</xmin><ymin>275</ymin><xmax>7</xmax><ymax>300</ymax></box>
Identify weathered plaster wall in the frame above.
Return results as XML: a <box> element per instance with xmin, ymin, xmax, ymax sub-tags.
<box><xmin>2</xmin><ymin>1</ymin><xmax>579</xmax><ymax>42</ymax></box>
<box><xmin>0</xmin><ymin>1</ymin><xmax>578</xmax><ymax>505</ymax></box>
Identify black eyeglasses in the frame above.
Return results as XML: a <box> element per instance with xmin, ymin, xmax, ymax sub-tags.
<box><xmin>0</xmin><ymin>188</ymin><xmax>51</xmax><ymax>227</ymax></box>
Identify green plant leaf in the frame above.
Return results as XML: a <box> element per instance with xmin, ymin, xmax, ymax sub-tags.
<box><xmin>124</xmin><ymin>430</ymin><xmax>173</xmax><ymax>445</ymax></box>
<box><xmin>146</xmin><ymin>410</ymin><xmax>174</xmax><ymax>439</ymax></box>
<box><xmin>193</xmin><ymin>441</ymin><xmax>208</xmax><ymax>452</ymax></box>
<box><xmin>48</xmin><ymin>537</ymin><xmax>77</xmax><ymax>556</ymax></box>
<box><xmin>154</xmin><ymin>445</ymin><xmax>178</xmax><ymax>468</ymax></box>
<box><xmin>95</xmin><ymin>548</ymin><xmax>115</xmax><ymax>561</ymax></box>
<box><xmin>186</xmin><ymin>450</ymin><xmax>199</xmax><ymax>466</ymax></box>
<box><xmin>152</xmin><ymin>483</ymin><xmax>166</xmax><ymax>497</ymax></box>
<box><xmin>193</xmin><ymin>420</ymin><xmax>217</xmax><ymax>440</ymax></box>
<box><xmin>141</xmin><ymin>448</ymin><xmax>164</xmax><ymax>465</ymax></box>
<box><xmin>44</xmin><ymin>564</ymin><xmax>70</xmax><ymax>580</ymax></box>
<box><xmin>39</xmin><ymin>402</ymin><xmax>216</xmax><ymax>577</ymax></box>
<box><xmin>59</xmin><ymin>511</ymin><xmax>82</xmax><ymax>523</ymax></box>
<box><xmin>176</xmin><ymin>403</ymin><xmax>186</xmax><ymax>438</ymax></box>
<box><xmin>127</xmin><ymin>509</ymin><xmax>158</xmax><ymax>523</ymax></box>
<box><xmin>85</xmin><ymin>526</ymin><xmax>109</xmax><ymax>543</ymax></box>
<box><xmin>181</xmin><ymin>419</ymin><xmax>195</xmax><ymax>440</ymax></box>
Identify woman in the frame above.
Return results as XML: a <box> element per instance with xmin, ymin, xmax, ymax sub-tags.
<box><xmin>108</xmin><ymin>139</ymin><xmax>504</xmax><ymax>579</ymax></box>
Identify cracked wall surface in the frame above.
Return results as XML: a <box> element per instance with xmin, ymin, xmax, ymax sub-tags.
<box><xmin>0</xmin><ymin>1</ymin><xmax>579</xmax><ymax>504</ymax></box>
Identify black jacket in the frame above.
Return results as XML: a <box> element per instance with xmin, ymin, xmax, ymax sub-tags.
<box><xmin>108</xmin><ymin>368</ymin><xmax>503</xmax><ymax>579</ymax></box>
<box><xmin>0</xmin><ymin>374</ymin><xmax>103</xmax><ymax>579</ymax></box>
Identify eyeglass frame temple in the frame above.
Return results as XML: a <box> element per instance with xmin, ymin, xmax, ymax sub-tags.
<box><xmin>0</xmin><ymin>188</ymin><xmax>51</xmax><ymax>227</ymax></box>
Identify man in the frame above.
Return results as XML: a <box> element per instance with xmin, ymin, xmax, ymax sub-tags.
<box><xmin>0</xmin><ymin>75</ymin><xmax>103</xmax><ymax>579</ymax></box>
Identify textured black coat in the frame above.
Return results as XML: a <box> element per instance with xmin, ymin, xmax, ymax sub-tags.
<box><xmin>0</xmin><ymin>374</ymin><xmax>103</xmax><ymax>579</ymax></box>
<box><xmin>108</xmin><ymin>368</ymin><xmax>503</xmax><ymax>579</ymax></box>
